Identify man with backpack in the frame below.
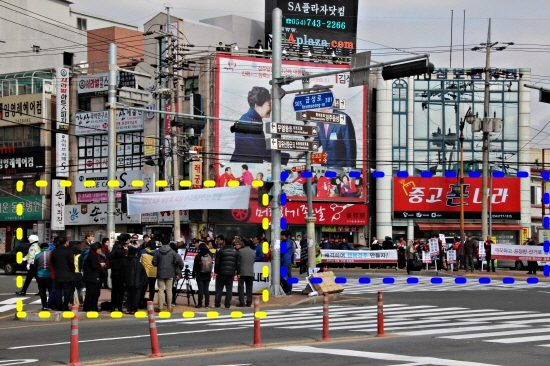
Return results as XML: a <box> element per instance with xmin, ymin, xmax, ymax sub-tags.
<box><xmin>236</xmin><ymin>239</ymin><xmax>256</xmax><ymax>307</ymax></box>
<box><xmin>192</xmin><ymin>242</ymin><xmax>213</xmax><ymax>309</ymax></box>
<box><xmin>34</xmin><ymin>243</ymin><xmax>52</xmax><ymax>310</ymax></box>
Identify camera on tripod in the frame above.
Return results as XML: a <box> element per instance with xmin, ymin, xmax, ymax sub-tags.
<box><xmin>183</xmin><ymin>265</ymin><xmax>191</xmax><ymax>280</ymax></box>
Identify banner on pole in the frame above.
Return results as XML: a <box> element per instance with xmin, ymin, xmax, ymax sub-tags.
<box><xmin>127</xmin><ymin>186</ymin><xmax>251</xmax><ymax>215</ymax></box>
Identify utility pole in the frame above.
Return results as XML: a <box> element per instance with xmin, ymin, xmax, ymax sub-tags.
<box><xmin>165</xmin><ymin>6</ymin><xmax>181</xmax><ymax>240</ymax></box>
<box><xmin>107</xmin><ymin>43</ymin><xmax>117</xmax><ymax>246</ymax></box>
<box><xmin>269</xmin><ymin>7</ymin><xmax>285</xmax><ymax>296</ymax></box>
<box><xmin>481</xmin><ymin>18</ymin><xmax>495</xmax><ymax>242</ymax></box>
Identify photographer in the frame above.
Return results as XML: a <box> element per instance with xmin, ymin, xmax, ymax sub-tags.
<box><xmin>192</xmin><ymin>243</ymin><xmax>213</xmax><ymax>308</ymax></box>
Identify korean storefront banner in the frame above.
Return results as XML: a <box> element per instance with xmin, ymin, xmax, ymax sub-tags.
<box><xmin>65</xmin><ymin>203</ymin><xmax>141</xmax><ymax>225</ymax></box>
<box><xmin>393</xmin><ymin>177</ymin><xmax>521</xmax><ymax>220</ymax></box>
<box><xmin>491</xmin><ymin>244</ymin><xmax>550</xmax><ymax>261</ymax></box>
<box><xmin>0</xmin><ymin>196</ymin><xmax>44</xmax><ymax>221</ymax></box>
<box><xmin>51</xmin><ymin>179</ymin><xmax>65</xmax><ymax>230</ymax></box>
<box><xmin>126</xmin><ymin>186</ymin><xmax>251</xmax><ymax>215</ymax></box>
<box><xmin>0</xmin><ymin>93</ymin><xmax>48</xmax><ymax>127</ymax></box>
<box><xmin>74</xmin><ymin>109</ymin><xmax>144</xmax><ymax>135</ymax></box>
<box><xmin>55</xmin><ymin>133</ymin><xmax>69</xmax><ymax>177</ymax></box>
<box><xmin>215</xmin><ymin>55</ymin><xmax>366</xmax><ymax>202</ymax></box>
<box><xmin>209</xmin><ymin>200</ymin><xmax>367</xmax><ymax>226</ymax></box>
<box><xmin>320</xmin><ymin>249</ymin><xmax>397</xmax><ymax>264</ymax></box>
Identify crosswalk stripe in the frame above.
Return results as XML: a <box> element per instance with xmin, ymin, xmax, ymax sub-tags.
<box><xmin>305</xmin><ymin>318</ymin><xmax>467</xmax><ymax>331</ymax></box>
<box><xmin>440</xmin><ymin>327</ymin><xmax>550</xmax><ymax>339</ymax></box>
<box><xmin>0</xmin><ymin>297</ymin><xmax>29</xmax><ymax>304</ymax></box>
<box><xmin>393</xmin><ymin>323</ymin><xmax>528</xmax><ymax>336</ymax></box>
<box><xmin>489</xmin><ymin>334</ymin><xmax>550</xmax><ymax>343</ymax></box>
<box><xmin>429</xmin><ymin>311</ymin><xmax>533</xmax><ymax>321</ymax></box>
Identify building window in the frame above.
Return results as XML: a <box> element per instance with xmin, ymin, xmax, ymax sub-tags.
<box><xmin>77</xmin><ymin>18</ymin><xmax>87</xmax><ymax>31</ymax></box>
<box><xmin>392</xmin><ymin>79</ymin><xmax>408</xmax><ymax>174</ymax></box>
<box><xmin>78</xmin><ymin>97</ymin><xmax>91</xmax><ymax>112</ymax></box>
<box><xmin>0</xmin><ymin>178</ymin><xmax>40</xmax><ymax>196</ymax></box>
<box><xmin>0</xmin><ymin>126</ymin><xmax>40</xmax><ymax>148</ymax></box>
<box><xmin>183</xmin><ymin>76</ymin><xmax>199</xmax><ymax>96</ymax></box>
<box><xmin>77</xmin><ymin>132</ymin><xmax>143</xmax><ymax>173</ymax></box>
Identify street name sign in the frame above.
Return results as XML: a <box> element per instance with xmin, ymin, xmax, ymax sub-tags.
<box><xmin>301</xmin><ymin>110</ymin><xmax>345</xmax><ymax>125</ymax></box>
<box><xmin>293</xmin><ymin>91</ymin><xmax>334</xmax><ymax>112</ymax></box>
<box><xmin>267</xmin><ymin>138</ymin><xmax>319</xmax><ymax>152</ymax></box>
<box><xmin>267</xmin><ymin>122</ymin><xmax>319</xmax><ymax>137</ymax></box>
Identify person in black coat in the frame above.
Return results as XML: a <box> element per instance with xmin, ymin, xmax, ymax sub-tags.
<box><xmin>192</xmin><ymin>243</ymin><xmax>214</xmax><ymax>309</ymax></box>
<box><xmin>124</xmin><ymin>246</ymin><xmax>148</xmax><ymax>314</ymax></box>
<box><xmin>50</xmin><ymin>237</ymin><xmax>76</xmax><ymax>311</ymax></box>
<box><xmin>83</xmin><ymin>243</ymin><xmax>104</xmax><ymax>312</ymax></box>
<box><xmin>109</xmin><ymin>234</ymin><xmax>129</xmax><ymax>312</ymax></box>
<box><xmin>299</xmin><ymin>237</ymin><xmax>309</xmax><ymax>274</ymax></box>
<box><xmin>214</xmin><ymin>240</ymin><xmax>238</xmax><ymax>309</ymax></box>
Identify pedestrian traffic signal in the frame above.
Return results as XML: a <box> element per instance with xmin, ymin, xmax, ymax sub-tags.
<box><xmin>258</xmin><ymin>181</ymin><xmax>274</xmax><ymax>207</ymax></box>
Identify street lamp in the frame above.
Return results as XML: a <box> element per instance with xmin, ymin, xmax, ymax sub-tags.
<box><xmin>453</xmin><ymin>108</ymin><xmax>476</xmax><ymax>257</ymax></box>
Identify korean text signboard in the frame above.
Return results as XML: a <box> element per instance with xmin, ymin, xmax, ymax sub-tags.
<box><xmin>65</xmin><ymin>203</ymin><xmax>140</xmax><ymax>225</ymax></box>
<box><xmin>267</xmin><ymin>1</ymin><xmax>359</xmax><ymax>52</ymax></box>
<box><xmin>446</xmin><ymin>250</ymin><xmax>457</xmax><ymax>264</ymax></box>
<box><xmin>56</xmin><ymin>67</ymin><xmax>69</xmax><ymax>130</ymax></box>
<box><xmin>0</xmin><ymin>147</ymin><xmax>45</xmax><ymax>175</ymax></box>
<box><xmin>75</xmin><ymin>170</ymin><xmax>142</xmax><ymax>193</ymax></box>
<box><xmin>0</xmin><ymin>196</ymin><xmax>43</xmax><ymax>221</ymax></box>
<box><xmin>51</xmin><ymin>180</ymin><xmax>65</xmax><ymax>231</ymax></box>
<box><xmin>393</xmin><ymin>177</ymin><xmax>520</xmax><ymax>220</ymax></box>
<box><xmin>75</xmin><ymin>110</ymin><xmax>144</xmax><ymax>136</ymax></box>
<box><xmin>0</xmin><ymin>93</ymin><xmax>47</xmax><ymax>127</ymax></box>
<box><xmin>320</xmin><ymin>249</ymin><xmax>397</xmax><ymax>264</ymax></box>
<box><xmin>56</xmin><ymin>133</ymin><xmax>69</xmax><ymax>177</ymax></box>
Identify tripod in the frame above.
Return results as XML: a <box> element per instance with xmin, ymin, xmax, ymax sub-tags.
<box><xmin>174</xmin><ymin>269</ymin><xmax>196</xmax><ymax>306</ymax></box>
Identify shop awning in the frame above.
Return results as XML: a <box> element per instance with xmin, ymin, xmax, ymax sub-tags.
<box><xmin>417</xmin><ymin>223</ymin><xmax>523</xmax><ymax>231</ymax></box>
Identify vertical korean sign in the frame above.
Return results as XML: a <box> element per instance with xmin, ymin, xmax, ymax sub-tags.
<box><xmin>191</xmin><ymin>161</ymin><xmax>202</xmax><ymax>189</ymax></box>
<box><xmin>51</xmin><ymin>179</ymin><xmax>65</xmax><ymax>231</ymax></box>
<box><xmin>56</xmin><ymin>67</ymin><xmax>69</xmax><ymax>130</ymax></box>
<box><xmin>56</xmin><ymin>133</ymin><xmax>69</xmax><ymax>177</ymax></box>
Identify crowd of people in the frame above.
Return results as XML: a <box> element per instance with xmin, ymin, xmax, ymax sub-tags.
<box><xmin>16</xmin><ymin>229</ymin><xmax>300</xmax><ymax>313</ymax></box>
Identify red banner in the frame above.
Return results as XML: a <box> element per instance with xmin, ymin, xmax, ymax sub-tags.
<box><xmin>393</xmin><ymin>177</ymin><xmax>521</xmax><ymax>220</ymax></box>
<box><xmin>210</xmin><ymin>200</ymin><xmax>367</xmax><ymax>225</ymax></box>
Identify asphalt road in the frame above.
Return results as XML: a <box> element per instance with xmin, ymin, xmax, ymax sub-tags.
<box><xmin>2</xmin><ymin>271</ymin><xmax>550</xmax><ymax>365</ymax></box>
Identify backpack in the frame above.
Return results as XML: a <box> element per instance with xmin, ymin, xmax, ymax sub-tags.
<box><xmin>199</xmin><ymin>254</ymin><xmax>213</xmax><ymax>273</ymax></box>
<box><xmin>78</xmin><ymin>246</ymin><xmax>91</xmax><ymax>273</ymax></box>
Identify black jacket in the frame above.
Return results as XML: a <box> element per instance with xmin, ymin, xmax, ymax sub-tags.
<box><xmin>192</xmin><ymin>249</ymin><xmax>213</xmax><ymax>281</ymax></box>
<box><xmin>382</xmin><ymin>240</ymin><xmax>394</xmax><ymax>250</ymax></box>
<box><xmin>83</xmin><ymin>252</ymin><xmax>103</xmax><ymax>284</ymax></box>
<box><xmin>300</xmin><ymin>239</ymin><xmax>308</xmax><ymax>262</ymax></box>
<box><xmin>214</xmin><ymin>245</ymin><xmax>238</xmax><ymax>276</ymax></box>
<box><xmin>109</xmin><ymin>244</ymin><xmax>127</xmax><ymax>279</ymax></box>
<box><xmin>50</xmin><ymin>245</ymin><xmax>76</xmax><ymax>282</ymax></box>
<box><xmin>123</xmin><ymin>256</ymin><xmax>148</xmax><ymax>287</ymax></box>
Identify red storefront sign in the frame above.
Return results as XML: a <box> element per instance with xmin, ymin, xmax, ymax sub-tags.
<box><xmin>210</xmin><ymin>200</ymin><xmax>367</xmax><ymax>225</ymax></box>
<box><xmin>393</xmin><ymin>177</ymin><xmax>521</xmax><ymax>220</ymax></box>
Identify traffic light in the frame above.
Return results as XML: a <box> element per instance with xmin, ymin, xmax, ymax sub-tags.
<box><xmin>121</xmin><ymin>192</ymin><xmax>133</xmax><ymax>213</ymax></box>
<box><xmin>382</xmin><ymin>60</ymin><xmax>435</xmax><ymax>80</ymax></box>
<box><xmin>258</xmin><ymin>181</ymin><xmax>274</xmax><ymax>207</ymax></box>
<box><xmin>171</xmin><ymin>117</ymin><xmax>206</xmax><ymax>130</ymax></box>
<box><xmin>230</xmin><ymin>122</ymin><xmax>263</xmax><ymax>134</ymax></box>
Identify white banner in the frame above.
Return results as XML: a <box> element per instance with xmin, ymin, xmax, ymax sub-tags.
<box><xmin>157</xmin><ymin>210</ymin><xmax>189</xmax><ymax>224</ymax></box>
<box><xmin>65</xmin><ymin>203</ymin><xmax>141</xmax><ymax>225</ymax></box>
<box><xmin>56</xmin><ymin>67</ymin><xmax>69</xmax><ymax>130</ymax></box>
<box><xmin>320</xmin><ymin>249</ymin><xmax>397</xmax><ymax>263</ymax></box>
<box><xmin>51</xmin><ymin>179</ymin><xmax>65</xmax><ymax>230</ymax></box>
<box><xmin>55</xmin><ymin>133</ymin><xmax>69</xmax><ymax>177</ymax></box>
<box><xmin>127</xmin><ymin>186</ymin><xmax>251</xmax><ymax>215</ymax></box>
<box><xmin>491</xmin><ymin>244</ymin><xmax>550</xmax><ymax>261</ymax></box>
<box><xmin>74</xmin><ymin>110</ymin><xmax>144</xmax><ymax>135</ymax></box>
